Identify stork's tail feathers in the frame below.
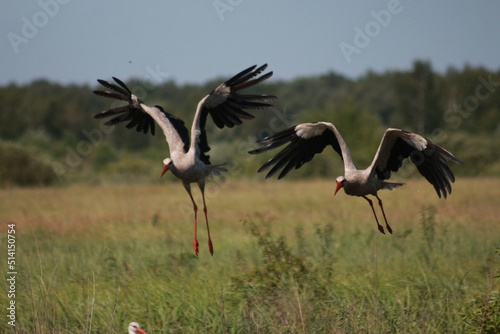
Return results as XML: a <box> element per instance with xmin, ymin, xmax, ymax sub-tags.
<box><xmin>207</xmin><ymin>162</ymin><xmax>231</xmax><ymax>178</ymax></box>
<box><xmin>381</xmin><ymin>182</ymin><xmax>405</xmax><ymax>191</ymax></box>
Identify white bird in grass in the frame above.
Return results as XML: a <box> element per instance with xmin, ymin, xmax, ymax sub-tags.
<box><xmin>94</xmin><ymin>65</ymin><xmax>275</xmax><ymax>255</ymax></box>
<box><xmin>128</xmin><ymin>322</ymin><xmax>147</xmax><ymax>334</ymax></box>
<box><xmin>250</xmin><ymin>122</ymin><xmax>462</xmax><ymax>234</ymax></box>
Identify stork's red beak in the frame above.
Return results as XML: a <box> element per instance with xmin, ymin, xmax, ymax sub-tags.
<box><xmin>136</xmin><ymin>328</ymin><xmax>147</xmax><ymax>334</ymax></box>
<box><xmin>160</xmin><ymin>164</ymin><xmax>169</xmax><ymax>178</ymax></box>
<box><xmin>334</xmin><ymin>181</ymin><xmax>343</xmax><ymax>196</ymax></box>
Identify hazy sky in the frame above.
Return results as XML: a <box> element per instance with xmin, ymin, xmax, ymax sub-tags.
<box><xmin>2</xmin><ymin>1</ymin><xmax>499</xmax><ymax>86</ymax></box>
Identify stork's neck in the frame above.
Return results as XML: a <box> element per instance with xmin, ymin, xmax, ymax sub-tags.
<box><xmin>324</xmin><ymin>122</ymin><xmax>357</xmax><ymax>173</ymax></box>
<box><xmin>190</xmin><ymin>96</ymin><xmax>209</xmax><ymax>152</ymax></box>
<box><xmin>331</xmin><ymin>126</ymin><xmax>357</xmax><ymax>172</ymax></box>
<box><xmin>341</xmin><ymin>144</ymin><xmax>357</xmax><ymax>172</ymax></box>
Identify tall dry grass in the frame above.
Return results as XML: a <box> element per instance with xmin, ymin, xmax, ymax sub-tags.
<box><xmin>0</xmin><ymin>178</ymin><xmax>499</xmax><ymax>333</ymax></box>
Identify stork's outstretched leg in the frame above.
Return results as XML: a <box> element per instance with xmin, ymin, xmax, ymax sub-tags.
<box><xmin>183</xmin><ymin>183</ymin><xmax>199</xmax><ymax>256</ymax></box>
<box><xmin>199</xmin><ymin>182</ymin><xmax>214</xmax><ymax>256</ymax></box>
<box><xmin>376</xmin><ymin>195</ymin><xmax>393</xmax><ymax>234</ymax></box>
<box><xmin>362</xmin><ymin>196</ymin><xmax>385</xmax><ymax>234</ymax></box>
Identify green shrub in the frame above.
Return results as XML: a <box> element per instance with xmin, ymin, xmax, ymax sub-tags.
<box><xmin>0</xmin><ymin>141</ymin><xmax>58</xmax><ymax>187</ymax></box>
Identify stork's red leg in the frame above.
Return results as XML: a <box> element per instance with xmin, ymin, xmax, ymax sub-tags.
<box><xmin>362</xmin><ymin>196</ymin><xmax>385</xmax><ymax>234</ymax></box>
<box><xmin>203</xmin><ymin>205</ymin><xmax>213</xmax><ymax>256</ymax></box>
<box><xmin>192</xmin><ymin>203</ymin><xmax>199</xmax><ymax>256</ymax></box>
<box><xmin>200</xmin><ymin>184</ymin><xmax>214</xmax><ymax>256</ymax></box>
<box><xmin>184</xmin><ymin>183</ymin><xmax>199</xmax><ymax>256</ymax></box>
<box><xmin>376</xmin><ymin>195</ymin><xmax>393</xmax><ymax>234</ymax></box>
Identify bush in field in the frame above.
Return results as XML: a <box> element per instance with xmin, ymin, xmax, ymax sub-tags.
<box><xmin>232</xmin><ymin>221</ymin><xmax>317</xmax><ymax>293</ymax></box>
<box><xmin>462</xmin><ymin>290</ymin><xmax>500</xmax><ymax>333</ymax></box>
<box><xmin>87</xmin><ymin>142</ymin><xmax>118</xmax><ymax>171</ymax></box>
<box><xmin>0</xmin><ymin>141</ymin><xmax>57</xmax><ymax>187</ymax></box>
<box><xmin>230</xmin><ymin>221</ymin><xmax>330</xmax><ymax>332</ymax></box>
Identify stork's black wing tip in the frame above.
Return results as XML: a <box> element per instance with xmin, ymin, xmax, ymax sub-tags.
<box><xmin>112</xmin><ymin>77</ymin><xmax>131</xmax><ymax>92</ymax></box>
<box><xmin>258</xmin><ymin>64</ymin><xmax>268</xmax><ymax>71</ymax></box>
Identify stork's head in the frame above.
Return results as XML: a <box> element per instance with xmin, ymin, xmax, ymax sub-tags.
<box><xmin>334</xmin><ymin>176</ymin><xmax>345</xmax><ymax>196</ymax></box>
<box><xmin>128</xmin><ymin>322</ymin><xmax>147</xmax><ymax>334</ymax></box>
<box><xmin>160</xmin><ymin>158</ymin><xmax>173</xmax><ymax>178</ymax></box>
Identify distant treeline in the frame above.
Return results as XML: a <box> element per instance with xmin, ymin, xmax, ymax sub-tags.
<box><xmin>0</xmin><ymin>60</ymin><xmax>499</xmax><ymax>187</ymax></box>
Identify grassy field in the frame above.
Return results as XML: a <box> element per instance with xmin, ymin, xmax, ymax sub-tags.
<box><xmin>1</xmin><ymin>178</ymin><xmax>499</xmax><ymax>333</ymax></box>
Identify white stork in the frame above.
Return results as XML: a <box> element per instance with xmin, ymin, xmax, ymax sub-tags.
<box><xmin>249</xmin><ymin>122</ymin><xmax>462</xmax><ymax>234</ymax></box>
<box><xmin>128</xmin><ymin>322</ymin><xmax>147</xmax><ymax>334</ymax></box>
<box><xmin>94</xmin><ymin>65</ymin><xmax>275</xmax><ymax>255</ymax></box>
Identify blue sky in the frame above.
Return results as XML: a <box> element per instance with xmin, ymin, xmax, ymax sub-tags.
<box><xmin>2</xmin><ymin>1</ymin><xmax>499</xmax><ymax>86</ymax></box>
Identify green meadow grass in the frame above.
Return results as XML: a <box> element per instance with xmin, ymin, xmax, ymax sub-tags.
<box><xmin>1</xmin><ymin>178</ymin><xmax>499</xmax><ymax>333</ymax></box>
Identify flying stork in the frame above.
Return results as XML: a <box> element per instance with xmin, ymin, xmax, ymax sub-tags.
<box><xmin>249</xmin><ymin>122</ymin><xmax>462</xmax><ymax>234</ymax></box>
<box><xmin>94</xmin><ymin>64</ymin><xmax>275</xmax><ymax>255</ymax></box>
